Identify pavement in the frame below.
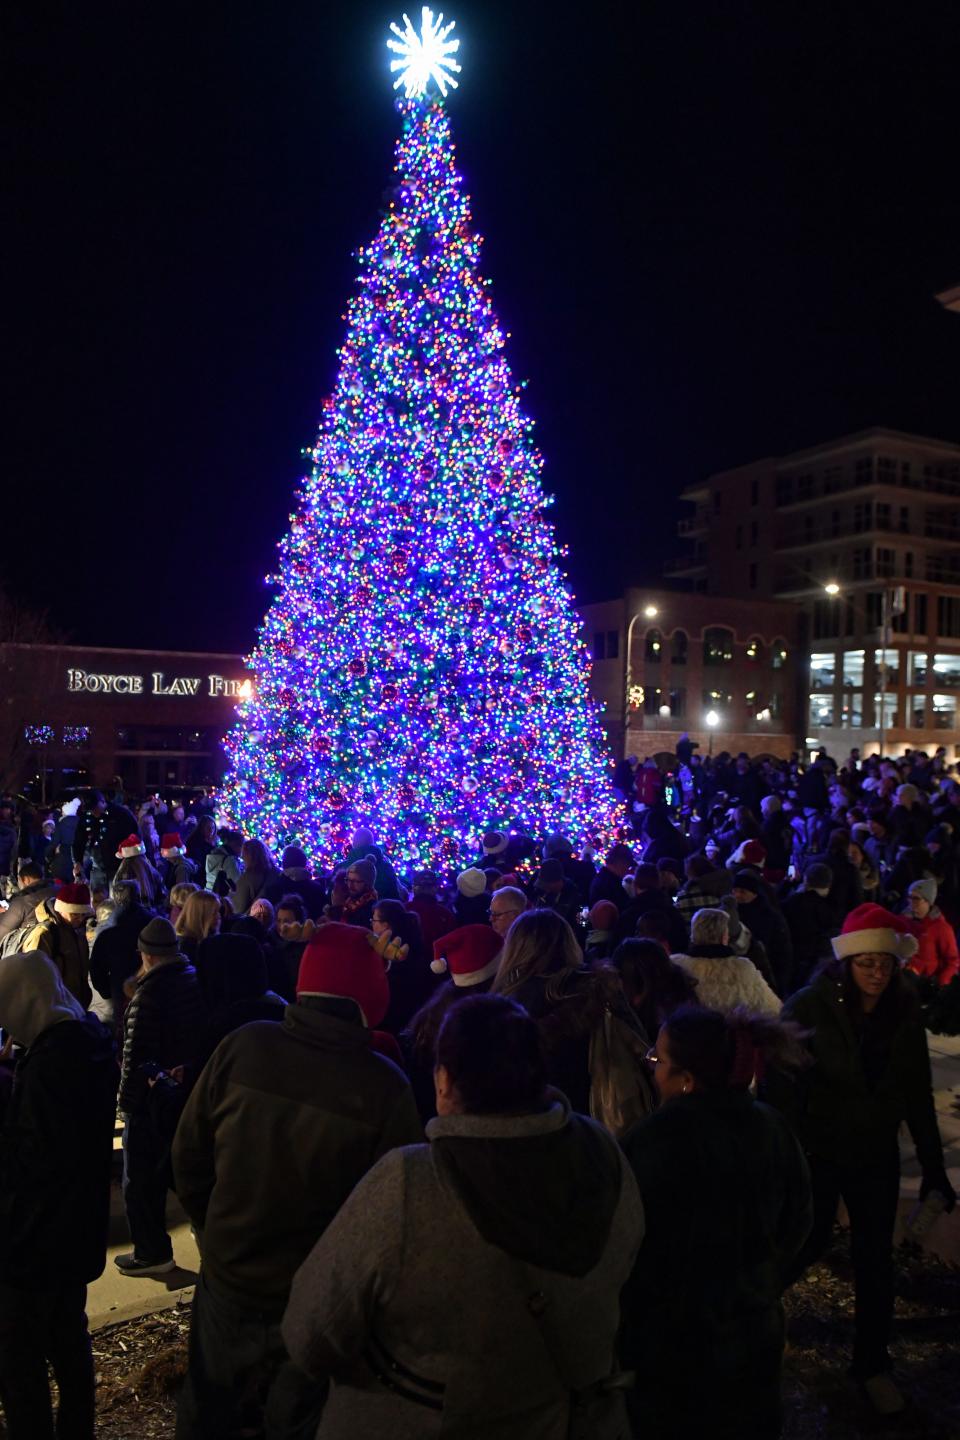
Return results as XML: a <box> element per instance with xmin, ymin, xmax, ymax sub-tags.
<box><xmin>87</xmin><ymin>1031</ymin><xmax>960</xmax><ymax>1332</ymax></box>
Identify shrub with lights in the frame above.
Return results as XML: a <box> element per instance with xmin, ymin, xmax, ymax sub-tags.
<box><xmin>220</xmin><ymin>8</ymin><xmax>622</xmax><ymax>869</ymax></box>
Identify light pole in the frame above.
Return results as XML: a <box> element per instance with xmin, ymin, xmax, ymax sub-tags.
<box><xmin>623</xmin><ymin>603</ymin><xmax>659</xmax><ymax>756</ymax></box>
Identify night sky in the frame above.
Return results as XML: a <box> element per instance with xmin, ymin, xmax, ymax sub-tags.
<box><xmin>7</xmin><ymin>1</ymin><xmax>958</xmax><ymax>654</ymax></box>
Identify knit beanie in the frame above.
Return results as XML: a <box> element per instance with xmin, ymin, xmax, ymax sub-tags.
<box><xmin>732</xmin><ymin>870</ymin><xmax>761</xmax><ymax>896</ymax></box>
<box><xmin>296</xmin><ymin>923</ymin><xmax>389</xmax><ymax>1026</ymax></box>
<box><xmin>457</xmin><ymin>867</ymin><xmax>488</xmax><ymax>898</ymax></box>
<box><xmin>116</xmin><ymin>834</ymin><xmax>145</xmax><ymax>860</ymax></box>
<box><xmin>430</xmin><ymin>924</ymin><xmax>502</xmax><ymax>987</ymax></box>
<box><xmin>53</xmin><ymin>883</ymin><xmax>94</xmax><ymax>920</ymax></box>
<box><xmin>831</xmin><ymin>903</ymin><xmax>919</xmax><ymax>962</ymax></box>
<box><xmin>137</xmin><ymin>917</ymin><xmax>181</xmax><ymax>957</ymax></box>
<box><xmin>282</xmin><ymin>846</ymin><xmax>308</xmax><ymax>869</ymax></box>
<box><xmin>536</xmin><ymin>859</ymin><xmax>565</xmax><ymax>887</ymax></box>
<box><xmin>588</xmin><ymin>899</ymin><xmax>619</xmax><ymax>932</ymax></box>
<box><xmin>543</xmin><ymin>832</ymin><xmax>573</xmax><ymax>859</ymax></box>
<box><xmin>908</xmin><ymin>877</ymin><xmax>938</xmax><ymax>906</ymax></box>
<box><xmin>347</xmin><ymin>855</ymin><xmax>377</xmax><ymax>889</ymax></box>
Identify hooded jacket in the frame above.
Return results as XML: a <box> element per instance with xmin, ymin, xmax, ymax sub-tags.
<box><xmin>0</xmin><ymin>953</ymin><xmax>117</xmax><ymax>1286</ymax></box>
<box><xmin>23</xmin><ymin>896</ymin><xmax>92</xmax><ymax>1010</ymax></box>
<box><xmin>0</xmin><ymin>878</ymin><xmax>57</xmax><ymax>940</ymax></box>
<box><xmin>172</xmin><ymin>1003</ymin><xmax>423</xmax><ymax>1308</ymax></box>
<box><xmin>282</xmin><ymin>1093</ymin><xmax>643</xmax><ymax>1440</ymax></box>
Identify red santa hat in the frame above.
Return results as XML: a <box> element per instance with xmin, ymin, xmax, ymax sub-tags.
<box><xmin>296</xmin><ymin>922</ymin><xmax>389</xmax><ymax>1028</ymax></box>
<box><xmin>115</xmin><ymin>834</ymin><xmax>145</xmax><ymax>860</ymax></box>
<box><xmin>831</xmin><ymin>903</ymin><xmax>919</xmax><ymax>963</ymax></box>
<box><xmin>54</xmin><ymin>882</ymin><xmax>94</xmax><ymax>919</ymax></box>
<box><xmin>729</xmin><ymin>838</ymin><xmax>767</xmax><ymax>868</ymax></box>
<box><xmin>431</xmin><ymin>924</ymin><xmax>503</xmax><ymax>988</ymax></box>
<box><xmin>160</xmin><ymin>834</ymin><xmax>185</xmax><ymax>857</ymax></box>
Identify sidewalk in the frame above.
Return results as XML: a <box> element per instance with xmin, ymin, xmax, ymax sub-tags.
<box><xmin>897</xmin><ymin>1030</ymin><xmax>960</xmax><ymax>1263</ymax></box>
<box><xmin>88</xmin><ymin>1185</ymin><xmax>200</xmax><ymax>1332</ymax></box>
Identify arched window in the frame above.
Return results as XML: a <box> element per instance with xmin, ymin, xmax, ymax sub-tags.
<box><xmin>703</xmin><ymin>627</ymin><xmax>734</xmax><ymax>666</ymax></box>
<box><xmin>671</xmin><ymin>629</ymin><xmax>688</xmax><ymax>665</ymax></box>
<box><xmin>771</xmin><ymin>637</ymin><xmax>788</xmax><ymax>670</ymax></box>
<box><xmin>745</xmin><ymin>636</ymin><xmax>763</xmax><ymax>665</ymax></box>
<box><xmin>645</xmin><ymin>628</ymin><xmax>663</xmax><ymax>663</ymax></box>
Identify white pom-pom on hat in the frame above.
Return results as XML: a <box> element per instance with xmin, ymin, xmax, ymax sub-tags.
<box><xmin>430</xmin><ymin>956</ymin><xmax>449</xmax><ymax>975</ymax></box>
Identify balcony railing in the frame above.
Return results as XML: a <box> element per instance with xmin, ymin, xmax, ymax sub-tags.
<box><xmin>775</xmin><ymin>468</ymin><xmax>960</xmax><ymax>509</ymax></box>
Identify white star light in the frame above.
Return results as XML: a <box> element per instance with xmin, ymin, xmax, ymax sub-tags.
<box><xmin>388</xmin><ymin>7</ymin><xmax>461</xmax><ymax>99</ymax></box>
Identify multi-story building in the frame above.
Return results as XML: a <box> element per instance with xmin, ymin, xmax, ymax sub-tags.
<box><xmin>668</xmin><ymin>428</ymin><xmax>960</xmax><ymax>757</ymax></box>
<box><xmin>580</xmin><ymin>589</ymin><xmax>801</xmax><ymax>762</ymax></box>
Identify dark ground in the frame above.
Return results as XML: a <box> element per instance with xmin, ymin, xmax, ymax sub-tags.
<box><xmin>22</xmin><ymin>1231</ymin><xmax>954</xmax><ymax>1440</ymax></box>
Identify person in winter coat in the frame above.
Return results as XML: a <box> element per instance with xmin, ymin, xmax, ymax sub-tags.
<box><xmin>282</xmin><ymin>993</ymin><xmax>644</xmax><ymax>1440</ymax></box>
<box><xmin>0</xmin><ymin>803</ymin><xmax>19</xmax><ymax>893</ymax></box>
<box><xmin>372</xmin><ymin>900</ymin><xmax>435</xmax><ymax>1035</ymax></box>
<box><xmin>530</xmin><ymin>858</ymin><xmax>583</xmax><ymax>929</ymax></box>
<box><xmin>158</xmin><ymin>834</ymin><xmax>198</xmax><ymax>891</ymax></box>
<box><xmin>71</xmin><ymin>791</ymin><xmax>139</xmax><ymax>887</ymax></box>
<box><xmin>89</xmin><ymin>878</ymin><xmax>155</xmax><ymax>1035</ymax></box>
<box><xmin>780</xmin><ymin>862</ymin><xmax>836</xmax><ymax>993</ymax></box>
<box><xmin>23</xmin><ymin>883</ymin><xmax>94</xmax><ymax>1009</ymax></box>
<box><xmin>730</xmin><ymin>871</ymin><xmax>793</xmax><ymax>995</ymax></box>
<box><xmin>904</xmin><ymin>878</ymin><xmax>959</xmax><ymax>986</ymax></box>
<box><xmin>116</xmin><ymin>918</ymin><xmax>205</xmax><ymax>1277</ymax></box>
<box><xmin>172</xmin><ymin>923</ymin><xmax>423</xmax><ymax>1440</ymax></box>
<box><xmin>613</xmin><ymin>864</ymin><xmax>688</xmax><ymax>952</ymax></box>
<box><xmin>671</xmin><ymin>908</ymin><xmax>781</xmax><ymax>1016</ymax></box>
<box><xmin>0</xmin><ymin>859</ymin><xmax>55</xmax><ymax>942</ymax></box>
<box><xmin>0</xmin><ymin>952</ymin><xmax>117</xmax><ymax>1440</ymax></box>
<box><xmin>403</xmin><ymin>924</ymin><xmax>504</xmax><ymax>1121</ymax></box>
<box><xmin>584</xmin><ymin>899</ymin><xmax>619</xmax><ymax>962</ymax></box>
<box><xmin>205</xmin><ymin>830</ymin><xmax>244</xmax><ymax>897</ymax></box>
<box><xmin>230</xmin><ymin>839</ymin><xmax>279</xmax><ymax>916</ymax></box>
<box><xmin>328</xmin><ymin>855</ymin><xmax>379</xmax><ymax>927</ymax></box>
<box><xmin>185</xmin><ymin>814</ymin><xmax>217</xmax><ymax>877</ymax></box>
<box><xmin>193</xmin><ymin>932</ymin><xmax>286</xmax><ymax>1069</ymax></box>
<box><xmin>768</xmin><ymin>904</ymin><xmax>956</xmax><ymax>1418</ymax></box>
<box><xmin>406</xmin><ymin>870</ymin><xmax>457</xmax><ymax>951</ymax></box>
<box><xmin>47</xmin><ymin>797</ymin><xmax>81</xmax><ymax>882</ymax></box>
<box><xmin>343</xmin><ymin>828</ymin><xmax>403</xmax><ymax>900</ymax></box>
<box><xmin>114</xmin><ymin>842</ymin><xmax>166</xmax><ymax>911</ymax></box>
<box><xmin>674</xmin><ymin>853</ymin><xmax>730</xmax><ymax>924</ymax></box>
<box><xmin>588</xmin><ymin>843</ymin><xmax>633</xmax><ymax>912</ymax></box>
<box><xmin>264</xmin><ymin>845</ymin><xmax>327</xmax><ymax>919</ymax></box>
<box><xmin>620</xmin><ymin>1004</ymin><xmax>812</xmax><ymax>1440</ymax></box>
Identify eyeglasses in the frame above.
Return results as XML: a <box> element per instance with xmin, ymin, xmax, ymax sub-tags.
<box><xmin>490</xmin><ymin>908</ymin><xmax>521</xmax><ymax>920</ymax></box>
<box><xmin>852</xmin><ymin>956</ymin><xmax>894</xmax><ymax>974</ymax></box>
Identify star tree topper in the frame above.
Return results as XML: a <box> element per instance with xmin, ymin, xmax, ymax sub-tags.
<box><xmin>388</xmin><ymin>6</ymin><xmax>461</xmax><ymax>98</ymax></box>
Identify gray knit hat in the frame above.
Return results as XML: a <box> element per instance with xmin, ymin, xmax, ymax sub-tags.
<box><xmin>908</xmin><ymin>877</ymin><xmax>937</xmax><ymax>906</ymax></box>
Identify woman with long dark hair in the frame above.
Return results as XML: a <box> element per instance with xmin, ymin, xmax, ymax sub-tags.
<box><xmin>769</xmin><ymin>903</ymin><xmax>956</xmax><ymax>1417</ymax></box>
<box><xmin>611</xmin><ymin>937</ymin><xmax>697</xmax><ymax>1039</ymax></box>
<box><xmin>621</xmin><ymin>1004</ymin><xmax>812</xmax><ymax>1440</ymax></box>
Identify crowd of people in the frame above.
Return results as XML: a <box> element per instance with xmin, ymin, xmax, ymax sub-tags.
<box><xmin>0</xmin><ymin>741</ymin><xmax>957</xmax><ymax>1439</ymax></box>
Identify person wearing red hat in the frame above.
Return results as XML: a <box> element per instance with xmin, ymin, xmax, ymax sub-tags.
<box><xmin>770</xmin><ymin>903</ymin><xmax>955</xmax><ymax>1417</ymax></box>
<box><xmin>22</xmin><ymin>881</ymin><xmax>95</xmax><ymax>1009</ymax></box>
<box><xmin>172</xmin><ymin>922</ymin><xmax>422</xmax><ymax>1440</ymax></box>
<box><xmin>159</xmin><ymin>833</ymin><xmax>198</xmax><ymax>890</ymax></box>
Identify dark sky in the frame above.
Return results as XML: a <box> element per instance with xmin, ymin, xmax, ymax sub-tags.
<box><xmin>7</xmin><ymin>0</ymin><xmax>959</xmax><ymax>652</ymax></box>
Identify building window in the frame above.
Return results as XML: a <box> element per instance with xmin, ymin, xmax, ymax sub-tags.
<box><xmin>876</xmin><ymin>502</ymin><xmax>891</xmax><ymax>531</ymax></box>
<box><xmin>645</xmin><ymin>628</ymin><xmax>663</xmax><ymax>662</ymax></box>
<box><xmin>671</xmin><ymin>630</ymin><xmax>688</xmax><ymax>665</ymax></box>
<box><xmin>810</xmin><ymin>652</ymin><xmax>836</xmax><ymax>689</ymax></box>
<box><xmin>644</xmin><ymin>687</ymin><xmax>663</xmax><ymax>715</ymax></box>
<box><xmin>813</xmin><ymin>600</ymin><xmax>841</xmax><ymax>640</ymax></box>
<box><xmin>853</xmin><ymin>548</ymin><xmax>872</xmax><ymax>580</ymax></box>
<box><xmin>841</xmin><ymin>694</ymin><xmax>863</xmax><ymax>727</ymax></box>
<box><xmin>933</xmin><ymin>693</ymin><xmax>957</xmax><ymax>730</ymax></box>
<box><xmin>873</xmin><ymin>648</ymin><xmax>900</xmax><ymax>687</ymax></box>
<box><xmin>771</xmin><ymin>639</ymin><xmax>788</xmax><ymax>670</ymax></box>
<box><xmin>750</xmin><ymin>479</ymin><xmax>759</xmax><ymax>506</ymax></box>
<box><xmin>865</xmin><ymin>592</ymin><xmax>883</xmax><ymax>630</ymax></box>
<box><xmin>750</xmin><ymin>521</ymin><xmax>759</xmax><ymax>546</ymax></box>
<box><xmin>735</xmin><ymin>525</ymin><xmax>743</xmax><ymax>550</ymax></box>
<box><xmin>937</xmin><ymin>596</ymin><xmax>960</xmax><ymax>638</ymax></box>
<box><xmin>23</xmin><ymin>725</ymin><xmax>55</xmax><ymax>746</ymax></box>
<box><xmin>606</xmin><ymin>630</ymin><xmax>619</xmax><ymax>659</ymax></box>
<box><xmin>703</xmin><ymin>689</ymin><xmax>733</xmax><ymax>711</ymax></box>
<box><xmin>909</xmin><ymin>651</ymin><xmax>929</xmax><ymax>687</ymax></box>
<box><xmin>932</xmin><ymin>654</ymin><xmax>960</xmax><ymax>688</ymax></box>
<box><xmin>62</xmin><ymin>725</ymin><xmax>90</xmax><ymax>748</ymax></box>
<box><xmin>910</xmin><ymin>695</ymin><xmax>927</xmax><ymax>728</ymax></box>
<box><xmin>768</xmin><ymin>691</ymin><xmax>783</xmax><ymax>720</ymax></box>
<box><xmin>873</xmin><ymin>693</ymin><xmax>898</xmax><ymax>729</ymax></box>
<box><xmin>669</xmin><ymin>688</ymin><xmax>686</xmax><ymax>718</ymax></box>
<box><xmin>853</xmin><ymin>502</ymin><xmax>871</xmax><ymax>533</ymax></box>
<box><xmin>914</xmin><ymin>593</ymin><xmax>928</xmax><ymax>634</ymax></box>
<box><xmin>797</xmin><ymin>473</ymin><xmax>813</xmax><ymax>500</ymax></box>
<box><xmin>748</xmin><ymin>563</ymin><xmax>758</xmax><ymax>590</ymax></box>
<box><xmin>703</xmin><ymin>627</ymin><xmax>734</xmax><ymax>666</ymax></box>
<box><xmin>877</xmin><ymin>548</ymin><xmax>895</xmax><ymax>579</ymax></box>
<box><xmin>809</xmin><ymin>695</ymin><xmax>834</xmax><ymax>728</ymax></box>
<box><xmin>746</xmin><ymin>636</ymin><xmax>761</xmax><ymax>664</ymax></box>
<box><xmin>904</xmin><ymin>552</ymin><xmax>914</xmax><ymax>579</ymax></box>
<box><xmin>592</xmin><ymin>632</ymin><xmax>606</xmax><ymax>661</ymax></box>
<box><xmin>842</xmin><ymin>649</ymin><xmax>865</xmax><ymax>688</ymax></box>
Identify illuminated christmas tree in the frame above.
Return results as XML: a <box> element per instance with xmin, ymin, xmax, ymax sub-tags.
<box><xmin>221</xmin><ymin>8</ymin><xmax>622</xmax><ymax>869</ymax></box>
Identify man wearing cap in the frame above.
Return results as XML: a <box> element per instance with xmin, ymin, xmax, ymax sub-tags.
<box><xmin>115</xmin><ymin>917</ymin><xmax>204</xmax><ymax>1277</ymax></box>
<box><xmin>23</xmin><ymin>881</ymin><xmax>95</xmax><ymax>1009</ymax></box>
<box><xmin>264</xmin><ymin>846</ymin><xmax>327</xmax><ymax>919</ymax></box>
<box><xmin>159</xmin><ymin>834</ymin><xmax>198</xmax><ymax>890</ymax></box>
<box><xmin>172</xmin><ymin>923</ymin><xmax>422</xmax><ymax>1439</ymax></box>
<box><xmin>531</xmin><ymin>859</ymin><xmax>582</xmax><ymax>928</ymax></box>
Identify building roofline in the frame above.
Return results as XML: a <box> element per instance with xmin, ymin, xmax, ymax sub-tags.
<box><xmin>0</xmin><ymin>643</ymin><xmax>244</xmax><ymax>660</ymax></box>
<box><xmin>774</xmin><ymin>428</ymin><xmax>960</xmax><ymax>469</ymax></box>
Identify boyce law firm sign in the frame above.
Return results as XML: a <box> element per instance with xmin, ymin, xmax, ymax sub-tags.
<box><xmin>67</xmin><ymin>668</ymin><xmax>252</xmax><ymax>699</ymax></box>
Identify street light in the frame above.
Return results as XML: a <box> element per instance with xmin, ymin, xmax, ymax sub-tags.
<box><xmin>824</xmin><ymin>581</ymin><xmax>840</xmax><ymax>596</ymax></box>
<box><xmin>643</xmin><ymin>604</ymin><xmax>659</xmax><ymax>619</ymax></box>
<box><xmin>705</xmin><ymin>708</ymin><xmax>719</xmax><ymax>756</ymax></box>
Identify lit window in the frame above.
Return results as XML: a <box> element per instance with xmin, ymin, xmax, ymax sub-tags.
<box><xmin>873</xmin><ymin>693</ymin><xmax>898</xmax><ymax>728</ymax></box>
<box><xmin>873</xmin><ymin>649</ymin><xmax>900</xmax><ymax>687</ymax></box>
<box><xmin>809</xmin><ymin>695</ymin><xmax>834</xmax><ymax>728</ymax></box>
<box><xmin>771</xmin><ymin>639</ymin><xmax>788</xmax><ymax>670</ymax></box>
<box><xmin>645</xmin><ymin>629</ymin><xmax>663</xmax><ymax>662</ymax></box>
<box><xmin>810</xmin><ymin>652</ymin><xmax>835</xmax><ymax>689</ymax></box>
<box><xmin>908</xmin><ymin>651</ymin><xmax>929</xmax><ymax>687</ymax></box>
<box><xmin>842</xmin><ymin>649</ymin><xmax>865</xmax><ymax>688</ymax></box>
<box><xmin>703</xmin><ymin>628</ymin><xmax>734</xmax><ymax>666</ymax></box>
<box><xmin>933</xmin><ymin>693</ymin><xmax>957</xmax><ymax>730</ymax></box>
<box><xmin>932</xmin><ymin>654</ymin><xmax>960</xmax><ymax>688</ymax></box>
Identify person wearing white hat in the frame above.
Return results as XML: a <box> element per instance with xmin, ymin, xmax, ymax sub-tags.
<box><xmin>771</xmin><ymin>903</ymin><xmax>955</xmax><ymax>1417</ymax></box>
<box><xmin>454</xmin><ymin>867</ymin><xmax>489</xmax><ymax>925</ymax></box>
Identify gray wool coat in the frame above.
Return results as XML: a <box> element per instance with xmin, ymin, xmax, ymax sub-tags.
<box><xmin>282</xmin><ymin>1095</ymin><xmax>644</xmax><ymax>1439</ymax></box>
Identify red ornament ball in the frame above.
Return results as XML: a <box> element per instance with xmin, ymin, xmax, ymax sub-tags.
<box><xmin>517</xmin><ymin>626</ymin><xmax>533</xmax><ymax>644</ymax></box>
<box><xmin>467</xmin><ymin>596</ymin><xmax>483</xmax><ymax>617</ymax></box>
<box><xmin>418</xmin><ymin>460</ymin><xmax>437</xmax><ymax>482</ymax></box>
<box><xmin>279</xmin><ymin>688</ymin><xmax>295</xmax><ymax>707</ymax></box>
<box><xmin>329</xmin><ymin>789</ymin><xmax>345</xmax><ymax>807</ymax></box>
<box><xmin>348</xmin><ymin>657</ymin><xmax>367</xmax><ymax>679</ymax></box>
<box><xmin>391</xmin><ymin>548</ymin><xmax>408</xmax><ymax>573</ymax></box>
<box><xmin>440</xmin><ymin>836</ymin><xmax>459</xmax><ymax>861</ymax></box>
<box><xmin>312</xmin><ymin>735</ymin><xmax>331</xmax><ymax>754</ymax></box>
<box><xmin>497</xmin><ymin>436</ymin><xmax>514</xmax><ymax>459</ymax></box>
<box><xmin>381</xmin><ymin>682</ymin><xmax>399</xmax><ymax>702</ymax></box>
<box><xmin>488</xmin><ymin>469</ymin><xmax>505</xmax><ymax>492</ymax></box>
<box><xmin>398</xmin><ymin>784</ymin><xmax>415</xmax><ymax>807</ymax></box>
<box><xmin>356</xmin><ymin>585</ymin><xmax>373</xmax><ymax>606</ymax></box>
